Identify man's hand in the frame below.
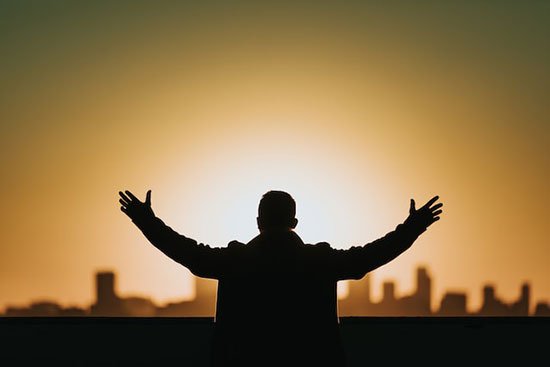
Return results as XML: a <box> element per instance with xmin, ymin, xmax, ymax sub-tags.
<box><xmin>404</xmin><ymin>195</ymin><xmax>443</xmax><ymax>231</ymax></box>
<box><xmin>119</xmin><ymin>190</ymin><xmax>155</xmax><ymax>222</ymax></box>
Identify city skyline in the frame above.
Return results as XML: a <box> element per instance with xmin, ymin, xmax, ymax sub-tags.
<box><xmin>4</xmin><ymin>265</ymin><xmax>549</xmax><ymax>317</ymax></box>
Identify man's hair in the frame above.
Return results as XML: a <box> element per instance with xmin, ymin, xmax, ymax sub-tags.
<box><xmin>258</xmin><ymin>191</ymin><xmax>296</xmax><ymax>229</ymax></box>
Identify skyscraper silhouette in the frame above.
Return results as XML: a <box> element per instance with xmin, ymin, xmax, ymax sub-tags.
<box><xmin>91</xmin><ymin>271</ymin><xmax>123</xmax><ymax>316</ymax></box>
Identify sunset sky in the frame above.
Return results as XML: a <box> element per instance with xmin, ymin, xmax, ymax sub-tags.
<box><xmin>1</xmin><ymin>1</ymin><xmax>548</xmax><ymax>314</ymax></box>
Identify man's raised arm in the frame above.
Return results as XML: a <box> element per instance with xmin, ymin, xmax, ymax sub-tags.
<box><xmin>118</xmin><ymin>189</ymin><xmax>226</xmax><ymax>279</ymax></box>
<box><xmin>330</xmin><ymin>196</ymin><xmax>443</xmax><ymax>280</ymax></box>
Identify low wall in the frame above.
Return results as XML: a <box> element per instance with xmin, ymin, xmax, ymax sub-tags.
<box><xmin>1</xmin><ymin>317</ymin><xmax>547</xmax><ymax>366</ymax></box>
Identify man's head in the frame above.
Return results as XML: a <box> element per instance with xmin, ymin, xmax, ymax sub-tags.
<box><xmin>257</xmin><ymin>191</ymin><xmax>298</xmax><ymax>232</ymax></box>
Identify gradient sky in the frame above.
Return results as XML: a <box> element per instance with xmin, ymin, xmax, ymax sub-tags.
<box><xmin>1</xmin><ymin>1</ymin><xmax>548</xmax><ymax>313</ymax></box>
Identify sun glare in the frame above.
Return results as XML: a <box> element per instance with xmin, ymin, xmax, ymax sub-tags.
<box><xmin>162</xmin><ymin>120</ymin><xmax>386</xmax><ymax>250</ymax></box>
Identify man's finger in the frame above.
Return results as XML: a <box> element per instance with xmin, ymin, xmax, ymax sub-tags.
<box><xmin>119</xmin><ymin>199</ymin><xmax>129</xmax><ymax>208</ymax></box>
<box><xmin>432</xmin><ymin>209</ymin><xmax>443</xmax><ymax>216</ymax></box>
<box><xmin>145</xmin><ymin>190</ymin><xmax>152</xmax><ymax>206</ymax></box>
<box><xmin>120</xmin><ymin>206</ymin><xmax>129</xmax><ymax>214</ymax></box>
<box><xmin>409</xmin><ymin>199</ymin><xmax>416</xmax><ymax>214</ymax></box>
<box><xmin>422</xmin><ymin>195</ymin><xmax>439</xmax><ymax>210</ymax></box>
<box><xmin>430</xmin><ymin>203</ymin><xmax>443</xmax><ymax>211</ymax></box>
<box><xmin>119</xmin><ymin>191</ymin><xmax>132</xmax><ymax>203</ymax></box>
<box><xmin>125</xmin><ymin>190</ymin><xmax>140</xmax><ymax>202</ymax></box>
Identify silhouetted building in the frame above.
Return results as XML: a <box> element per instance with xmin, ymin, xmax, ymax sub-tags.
<box><xmin>400</xmin><ymin>266</ymin><xmax>432</xmax><ymax>315</ymax></box>
<box><xmin>5</xmin><ymin>301</ymin><xmax>60</xmax><ymax>316</ymax></box>
<box><xmin>534</xmin><ymin>302</ymin><xmax>550</xmax><ymax>316</ymax></box>
<box><xmin>90</xmin><ymin>271</ymin><xmax>161</xmax><ymax>316</ymax></box>
<box><xmin>339</xmin><ymin>266</ymin><xmax>434</xmax><ymax>316</ymax></box>
<box><xmin>416</xmin><ymin>267</ymin><xmax>432</xmax><ymax>313</ymax></box>
<box><xmin>437</xmin><ymin>292</ymin><xmax>468</xmax><ymax>316</ymax></box>
<box><xmin>4</xmin><ymin>301</ymin><xmax>86</xmax><ymax>316</ymax></box>
<box><xmin>60</xmin><ymin>306</ymin><xmax>87</xmax><ymax>316</ymax></box>
<box><xmin>379</xmin><ymin>281</ymin><xmax>399</xmax><ymax>315</ymax></box>
<box><xmin>90</xmin><ymin>271</ymin><xmax>124</xmax><ymax>316</ymax></box>
<box><xmin>509</xmin><ymin>282</ymin><xmax>530</xmax><ymax>316</ymax></box>
<box><xmin>157</xmin><ymin>277</ymin><xmax>217</xmax><ymax>316</ymax></box>
<box><xmin>478</xmin><ymin>285</ymin><xmax>506</xmax><ymax>316</ymax></box>
<box><xmin>121</xmin><ymin>296</ymin><xmax>157</xmax><ymax>316</ymax></box>
<box><xmin>338</xmin><ymin>275</ymin><xmax>371</xmax><ymax>316</ymax></box>
<box><xmin>477</xmin><ymin>283</ymin><xmax>531</xmax><ymax>316</ymax></box>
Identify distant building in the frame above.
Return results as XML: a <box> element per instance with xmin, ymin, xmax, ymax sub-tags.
<box><xmin>509</xmin><ymin>283</ymin><xmax>530</xmax><ymax>316</ymax></box>
<box><xmin>5</xmin><ymin>301</ymin><xmax>61</xmax><ymax>316</ymax></box>
<box><xmin>121</xmin><ymin>296</ymin><xmax>157</xmax><ymax>316</ymax></box>
<box><xmin>437</xmin><ymin>292</ymin><xmax>468</xmax><ymax>316</ymax></box>
<box><xmin>157</xmin><ymin>277</ymin><xmax>217</xmax><ymax>316</ymax></box>
<box><xmin>90</xmin><ymin>271</ymin><xmax>126</xmax><ymax>316</ymax></box>
<box><xmin>379</xmin><ymin>281</ymin><xmax>399</xmax><ymax>315</ymax></box>
<box><xmin>61</xmin><ymin>307</ymin><xmax>87</xmax><ymax>316</ymax></box>
<box><xmin>339</xmin><ymin>266</ymin><xmax>433</xmax><ymax>316</ymax></box>
<box><xmin>4</xmin><ymin>301</ymin><xmax>86</xmax><ymax>317</ymax></box>
<box><xmin>90</xmin><ymin>271</ymin><xmax>161</xmax><ymax>316</ymax></box>
<box><xmin>477</xmin><ymin>283</ymin><xmax>531</xmax><ymax>316</ymax></box>
<box><xmin>338</xmin><ymin>274</ymin><xmax>372</xmax><ymax>316</ymax></box>
<box><xmin>400</xmin><ymin>266</ymin><xmax>432</xmax><ymax>315</ymax></box>
<box><xmin>534</xmin><ymin>302</ymin><xmax>550</xmax><ymax>316</ymax></box>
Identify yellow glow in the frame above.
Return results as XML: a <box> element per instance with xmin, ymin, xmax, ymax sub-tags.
<box><xmin>165</xmin><ymin>122</ymin><xmax>386</xmax><ymax>247</ymax></box>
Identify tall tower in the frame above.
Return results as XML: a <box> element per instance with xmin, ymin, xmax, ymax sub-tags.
<box><xmin>380</xmin><ymin>281</ymin><xmax>397</xmax><ymax>315</ymax></box>
<box><xmin>382</xmin><ymin>281</ymin><xmax>396</xmax><ymax>302</ymax></box>
<box><xmin>512</xmin><ymin>282</ymin><xmax>530</xmax><ymax>316</ymax></box>
<box><xmin>91</xmin><ymin>271</ymin><xmax>121</xmax><ymax>315</ymax></box>
<box><xmin>415</xmin><ymin>266</ymin><xmax>432</xmax><ymax>315</ymax></box>
<box><xmin>520</xmin><ymin>282</ymin><xmax>531</xmax><ymax>315</ymax></box>
<box><xmin>478</xmin><ymin>284</ymin><xmax>505</xmax><ymax>315</ymax></box>
<box><xmin>96</xmin><ymin>272</ymin><xmax>116</xmax><ymax>305</ymax></box>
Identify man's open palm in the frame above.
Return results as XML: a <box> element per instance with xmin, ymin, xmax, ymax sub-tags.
<box><xmin>119</xmin><ymin>190</ymin><xmax>154</xmax><ymax>221</ymax></box>
<box><xmin>405</xmin><ymin>195</ymin><xmax>443</xmax><ymax>230</ymax></box>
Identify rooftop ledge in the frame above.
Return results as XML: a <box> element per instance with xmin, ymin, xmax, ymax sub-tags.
<box><xmin>1</xmin><ymin>316</ymin><xmax>548</xmax><ymax>365</ymax></box>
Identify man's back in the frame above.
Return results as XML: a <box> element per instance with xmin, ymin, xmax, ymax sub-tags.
<box><xmin>212</xmin><ymin>230</ymin><xmax>345</xmax><ymax>366</ymax></box>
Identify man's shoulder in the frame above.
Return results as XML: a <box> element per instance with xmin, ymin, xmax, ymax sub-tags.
<box><xmin>303</xmin><ymin>241</ymin><xmax>334</xmax><ymax>251</ymax></box>
<box><xmin>227</xmin><ymin>240</ymin><xmax>246</xmax><ymax>248</ymax></box>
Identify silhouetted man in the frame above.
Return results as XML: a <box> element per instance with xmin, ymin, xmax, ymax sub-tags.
<box><xmin>119</xmin><ymin>190</ymin><xmax>442</xmax><ymax>367</ymax></box>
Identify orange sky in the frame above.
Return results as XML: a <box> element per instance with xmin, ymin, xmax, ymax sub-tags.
<box><xmin>0</xmin><ymin>1</ymin><xmax>548</xmax><ymax>314</ymax></box>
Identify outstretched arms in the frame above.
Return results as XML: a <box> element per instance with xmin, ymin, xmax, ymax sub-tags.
<box><xmin>331</xmin><ymin>196</ymin><xmax>443</xmax><ymax>280</ymax></box>
<box><xmin>119</xmin><ymin>189</ymin><xmax>227</xmax><ymax>279</ymax></box>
